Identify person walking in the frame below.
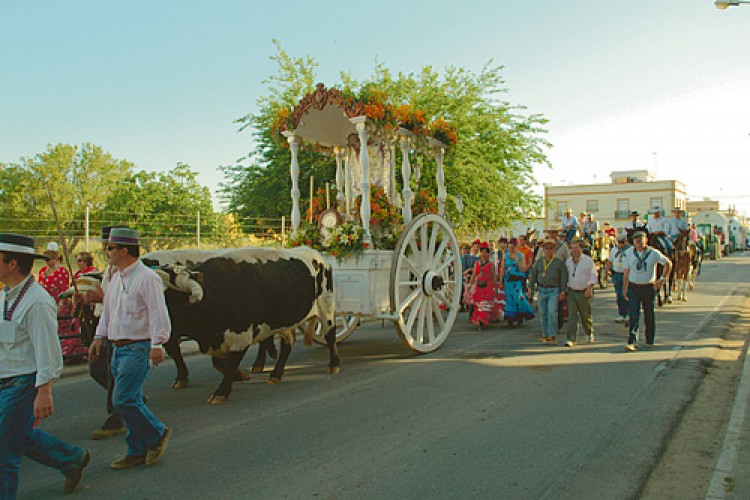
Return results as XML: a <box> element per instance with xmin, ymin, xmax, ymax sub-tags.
<box><xmin>82</xmin><ymin>226</ymin><xmax>128</xmax><ymax>439</ymax></box>
<box><xmin>564</xmin><ymin>239</ymin><xmax>597</xmax><ymax>347</ymax></box>
<box><xmin>622</xmin><ymin>231</ymin><xmax>672</xmax><ymax>351</ymax></box>
<box><xmin>607</xmin><ymin>233</ymin><xmax>631</xmax><ymax>323</ymax></box>
<box><xmin>527</xmin><ymin>239</ymin><xmax>568</xmax><ymax>344</ymax></box>
<box><xmin>499</xmin><ymin>239</ymin><xmax>535</xmax><ymax>327</ymax></box>
<box><xmin>0</xmin><ymin>233</ymin><xmax>90</xmax><ymax>497</ymax></box>
<box><xmin>468</xmin><ymin>242</ymin><xmax>498</xmax><ymax>330</ymax></box>
<box><xmin>89</xmin><ymin>228</ymin><xmax>172</xmax><ymax>469</ymax></box>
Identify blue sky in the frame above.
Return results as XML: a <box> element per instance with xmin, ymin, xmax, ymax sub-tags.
<box><xmin>2</xmin><ymin>1</ymin><xmax>749</xmax><ymax>214</ymax></box>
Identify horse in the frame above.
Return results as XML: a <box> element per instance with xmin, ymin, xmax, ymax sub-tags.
<box><xmin>646</xmin><ymin>229</ymin><xmax>675</xmax><ymax>307</ymax></box>
<box><xmin>672</xmin><ymin>230</ymin><xmax>695</xmax><ymax>302</ymax></box>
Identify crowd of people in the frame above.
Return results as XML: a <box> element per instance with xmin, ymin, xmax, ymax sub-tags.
<box><xmin>459</xmin><ymin>205</ymin><xmax>695</xmax><ymax>351</ymax></box>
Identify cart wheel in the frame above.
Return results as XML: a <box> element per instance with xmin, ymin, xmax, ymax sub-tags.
<box><xmin>312</xmin><ymin>316</ymin><xmax>358</xmax><ymax>345</ymax></box>
<box><xmin>390</xmin><ymin>213</ymin><xmax>462</xmax><ymax>353</ymax></box>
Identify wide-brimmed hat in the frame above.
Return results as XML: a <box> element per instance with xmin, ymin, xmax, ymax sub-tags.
<box><xmin>97</xmin><ymin>225</ymin><xmax>130</xmax><ymax>243</ymax></box>
<box><xmin>543</xmin><ymin>227</ymin><xmax>559</xmax><ymax>233</ymax></box>
<box><xmin>617</xmin><ymin>232</ymin><xmax>627</xmax><ymax>242</ymax></box>
<box><xmin>0</xmin><ymin>233</ymin><xmax>50</xmax><ymax>260</ymax></box>
<box><xmin>633</xmin><ymin>230</ymin><xmax>647</xmax><ymax>239</ymax></box>
<box><xmin>108</xmin><ymin>227</ymin><xmax>141</xmax><ymax>246</ymax></box>
<box><xmin>672</xmin><ymin>206</ymin><xmax>683</xmax><ymax>213</ymax></box>
<box><xmin>542</xmin><ymin>239</ymin><xmax>556</xmax><ymax>248</ymax></box>
<box><xmin>630</xmin><ymin>211</ymin><xmax>640</xmax><ymax>216</ymax></box>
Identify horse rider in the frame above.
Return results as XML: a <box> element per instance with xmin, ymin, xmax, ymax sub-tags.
<box><xmin>581</xmin><ymin>213</ymin><xmax>599</xmax><ymax>249</ymax></box>
<box><xmin>623</xmin><ymin>211</ymin><xmax>646</xmax><ymax>244</ymax></box>
<box><xmin>666</xmin><ymin>206</ymin><xmax>689</xmax><ymax>247</ymax></box>
<box><xmin>560</xmin><ymin>208</ymin><xmax>579</xmax><ymax>243</ymax></box>
<box><xmin>646</xmin><ymin>208</ymin><xmax>671</xmax><ymax>253</ymax></box>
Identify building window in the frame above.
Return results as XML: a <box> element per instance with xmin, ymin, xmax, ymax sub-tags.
<box><xmin>556</xmin><ymin>201</ymin><xmax>568</xmax><ymax>218</ymax></box>
<box><xmin>615</xmin><ymin>199</ymin><xmax>630</xmax><ymax>219</ymax></box>
<box><xmin>650</xmin><ymin>197</ymin><xmax>663</xmax><ymax>213</ymax></box>
<box><xmin>586</xmin><ymin>200</ymin><xmax>599</xmax><ymax>213</ymax></box>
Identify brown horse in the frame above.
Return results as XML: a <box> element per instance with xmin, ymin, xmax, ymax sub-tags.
<box><xmin>673</xmin><ymin>229</ymin><xmax>694</xmax><ymax>302</ymax></box>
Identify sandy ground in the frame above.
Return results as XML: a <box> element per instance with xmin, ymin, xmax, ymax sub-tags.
<box><xmin>640</xmin><ymin>293</ymin><xmax>750</xmax><ymax>499</ymax></box>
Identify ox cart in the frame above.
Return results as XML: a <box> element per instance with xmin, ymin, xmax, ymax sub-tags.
<box><xmin>280</xmin><ymin>84</ymin><xmax>463</xmax><ymax>353</ymax></box>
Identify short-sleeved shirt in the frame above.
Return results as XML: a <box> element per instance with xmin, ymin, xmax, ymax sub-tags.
<box><xmin>608</xmin><ymin>244</ymin><xmax>630</xmax><ymax>273</ymax></box>
<box><xmin>623</xmin><ymin>246</ymin><xmax>669</xmax><ymax>284</ymax></box>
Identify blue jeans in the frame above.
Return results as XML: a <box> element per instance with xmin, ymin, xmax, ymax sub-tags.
<box><xmin>612</xmin><ymin>272</ymin><xmax>628</xmax><ymax>318</ymax></box>
<box><xmin>0</xmin><ymin>373</ymin><xmax>86</xmax><ymax>499</ymax></box>
<box><xmin>537</xmin><ymin>287</ymin><xmax>559</xmax><ymax>338</ymax></box>
<box><xmin>111</xmin><ymin>341</ymin><xmax>166</xmax><ymax>457</ymax></box>
<box><xmin>628</xmin><ymin>284</ymin><xmax>656</xmax><ymax>345</ymax></box>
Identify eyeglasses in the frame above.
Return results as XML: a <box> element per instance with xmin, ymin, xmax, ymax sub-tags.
<box><xmin>106</xmin><ymin>245</ymin><xmax>121</xmax><ymax>251</ymax></box>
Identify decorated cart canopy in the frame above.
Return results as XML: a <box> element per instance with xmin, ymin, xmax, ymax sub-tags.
<box><xmin>278</xmin><ymin>83</ymin><xmax>463</xmax><ymax>353</ymax></box>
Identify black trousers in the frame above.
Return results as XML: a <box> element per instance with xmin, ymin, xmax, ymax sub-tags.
<box><xmin>627</xmin><ymin>284</ymin><xmax>656</xmax><ymax>345</ymax></box>
<box><xmin>89</xmin><ymin>338</ymin><xmax>122</xmax><ymax>429</ymax></box>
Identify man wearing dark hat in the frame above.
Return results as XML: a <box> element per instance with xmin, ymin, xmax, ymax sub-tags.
<box><xmin>527</xmin><ymin>239</ymin><xmax>568</xmax><ymax>344</ymax></box>
<box><xmin>83</xmin><ymin>225</ymin><xmax>129</xmax><ymax>439</ymax></box>
<box><xmin>0</xmin><ymin>233</ymin><xmax>90</xmax><ymax>496</ymax></box>
<box><xmin>89</xmin><ymin>228</ymin><xmax>172</xmax><ymax>470</ymax></box>
<box><xmin>622</xmin><ymin>231</ymin><xmax>671</xmax><ymax>351</ymax></box>
<box><xmin>623</xmin><ymin>211</ymin><xmax>646</xmax><ymax>245</ymax></box>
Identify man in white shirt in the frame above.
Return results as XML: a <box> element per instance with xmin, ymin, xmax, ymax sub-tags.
<box><xmin>560</xmin><ymin>208</ymin><xmax>579</xmax><ymax>243</ymax></box>
<box><xmin>581</xmin><ymin>214</ymin><xmax>599</xmax><ymax>249</ymax></box>
<box><xmin>564</xmin><ymin>239</ymin><xmax>597</xmax><ymax>347</ymax></box>
<box><xmin>622</xmin><ymin>231</ymin><xmax>672</xmax><ymax>351</ymax></box>
<box><xmin>606</xmin><ymin>233</ymin><xmax>630</xmax><ymax>323</ymax></box>
<box><xmin>89</xmin><ymin>228</ymin><xmax>172</xmax><ymax>470</ymax></box>
<box><xmin>0</xmin><ymin>233</ymin><xmax>90</xmax><ymax>495</ymax></box>
<box><xmin>646</xmin><ymin>209</ymin><xmax>671</xmax><ymax>253</ymax></box>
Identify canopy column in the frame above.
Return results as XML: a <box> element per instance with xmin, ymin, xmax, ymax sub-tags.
<box><xmin>345</xmin><ymin>149</ymin><xmax>353</xmax><ymax>221</ymax></box>
<box><xmin>352</xmin><ymin>117</ymin><xmax>371</xmax><ymax>244</ymax></box>
<box><xmin>432</xmin><ymin>140</ymin><xmax>447</xmax><ymax>216</ymax></box>
<box><xmin>283</xmin><ymin>132</ymin><xmax>302</xmax><ymax>236</ymax></box>
<box><xmin>334</xmin><ymin>146</ymin><xmax>345</xmax><ymax>211</ymax></box>
<box><xmin>399</xmin><ymin>129</ymin><xmax>414</xmax><ymax>224</ymax></box>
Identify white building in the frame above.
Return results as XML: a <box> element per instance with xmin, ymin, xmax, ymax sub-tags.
<box><xmin>544</xmin><ymin>170</ymin><xmax>687</xmax><ymax>230</ymax></box>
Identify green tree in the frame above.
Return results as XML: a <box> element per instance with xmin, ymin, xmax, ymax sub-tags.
<box><xmin>222</xmin><ymin>43</ymin><xmax>550</xmax><ymax>231</ymax></box>
<box><xmin>104</xmin><ymin>163</ymin><xmax>225</xmax><ymax>249</ymax></box>
<box><xmin>0</xmin><ymin>142</ymin><xmax>133</xmax><ymax>245</ymax></box>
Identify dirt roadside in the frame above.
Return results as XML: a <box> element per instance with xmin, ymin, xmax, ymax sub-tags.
<box><xmin>639</xmin><ymin>292</ymin><xmax>750</xmax><ymax>499</ymax></box>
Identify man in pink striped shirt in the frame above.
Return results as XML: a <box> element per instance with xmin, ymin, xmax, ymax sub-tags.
<box><xmin>89</xmin><ymin>228</ymin><xmax>172</xmax><ymax>470</ymax></box>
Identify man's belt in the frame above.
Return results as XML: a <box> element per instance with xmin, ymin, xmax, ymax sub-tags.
<box><xmin>612</xmin><ymin>271</ymin><xmax>623</xmax><ymax>275</ymax></box>
<box><xmin>112</xmin><ymin>339</ymin><xmax>148</xmax><ymax>348</ymax></box>
<box><xmin>629</xmin><ymin>282</ymin><xmax>655</xmax><ymax>288</ymax></box>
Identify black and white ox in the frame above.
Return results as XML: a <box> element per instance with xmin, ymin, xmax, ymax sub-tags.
<box><xmin>141</xmin><ymin>246</ymin><xmax>339</xmax><ymax>404</ymax></box>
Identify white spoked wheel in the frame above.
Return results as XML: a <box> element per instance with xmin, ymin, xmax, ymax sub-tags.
<box><xmin>390</xmin><ymin>213</ymin><xmax>462</xmax><ymax>353</ymax></box>
<box><xmin>312</xmin><ymin>315</ymin><xmax>359</xmax><ymax>345</ymax></box>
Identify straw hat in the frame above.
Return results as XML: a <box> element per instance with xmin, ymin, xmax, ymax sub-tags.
<box><xmin>0</xmin><ymin>233</ymin><xmax>49</xmax><ymax>260</ymax></box>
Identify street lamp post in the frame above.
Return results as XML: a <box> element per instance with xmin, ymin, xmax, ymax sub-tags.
<box><xmin>715</xmin><ymin>1</ymin><xmax>750</xmax><ymax>8</ymax></box>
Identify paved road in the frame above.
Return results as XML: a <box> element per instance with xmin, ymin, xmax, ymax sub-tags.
<box><xmin>19</xmin><ymin>253</ymin><xmax>750</xmax><ymax>499</ymax></box>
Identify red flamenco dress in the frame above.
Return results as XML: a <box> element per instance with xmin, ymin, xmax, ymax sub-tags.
<box><xmin>470</xmin><ymin>259</ymin><xmax>496</xmax><ymax>327</ymax></box>
<box><xmin>38</xmin><ymin>265</ymin><xmax>86</xmax><ymax>360</ymax></box>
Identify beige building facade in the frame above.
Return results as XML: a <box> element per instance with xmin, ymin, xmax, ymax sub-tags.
<box><xmin>544</xmin><ymin>171</ymin><xmax>687</xmax><ymax>230</ymax></box>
